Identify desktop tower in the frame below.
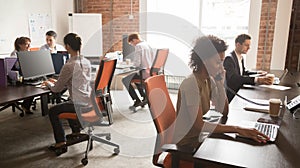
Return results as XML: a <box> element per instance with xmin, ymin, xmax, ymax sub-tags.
<box><xmin>0</xmin><ymin>58</ymin><xmax>7</xmax><ymax>87</ymax></box>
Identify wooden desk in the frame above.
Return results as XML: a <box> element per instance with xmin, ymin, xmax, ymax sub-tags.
<box><xmin>0</xmin><ymin>85</ymin><xmax>50</xmax><ymax>116</ymax></box>
<box><xmin>193</xmin><ymin>71</ymin><xmax>300</xmax><ymax>168</ymax></box>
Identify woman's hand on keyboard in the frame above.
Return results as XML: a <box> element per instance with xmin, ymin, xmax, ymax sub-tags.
<box><xmin>237</xmin><ymin>127</ymin><xmax>269</xmax><ymax>143</ymax></box>
<box><xmin>48</xmin><ymin>78</ymin><xmax>57</xmax><ymax>83</ymax></box>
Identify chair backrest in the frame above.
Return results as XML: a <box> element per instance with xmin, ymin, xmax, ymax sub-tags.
<box><xmin>29</xmin><ymin>47</ymin><xmax>39</xmax><ymax>51</ymax></box>
<box><xmin>144</xmin><ymin>74</ymin><xmax>176</xmax><ymax>166</ymax></box>
<box><xmin>60</xmin><ymin>58</ymin><xmax>117</xmax><ymax>128</ymax></box>
<box><xmin>0</xmin><ymin>58</ymin><xmax>7</xmax><ymax>87</ymax></box>
<box><xmin>150</xmin><ymin>48</ymin><xmax>169</xmax><ymax>76</ymax></box>
<box><xmin>94</xmin><ymin>58</ymin><xmax>117</xmax><ymax>94</ymax></box>
<box><xmin>94</xmin><ymin>58</ymin><xmax>117</xmax><ymax>124</ymax></box>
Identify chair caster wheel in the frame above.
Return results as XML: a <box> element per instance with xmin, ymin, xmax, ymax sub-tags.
<box><xmin>81</xmin><ymin>158</ymin><xmax>88</xmax><ymax>165</ymax></box>
<box><xmin>19</xmin><ymin>112</ymin><xmax>24</xmax><ymax>117</ymax></box>
<box><xmin>106</xmin><ymin>135</ymin><xmax>111</xmax><ymax>140</ymax></box>
<box><xmin>114</xmin><ymin>148</ymin><xmax>120</xmax><ymax>154</ymax></box>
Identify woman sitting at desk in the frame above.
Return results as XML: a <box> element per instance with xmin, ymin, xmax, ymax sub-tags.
<box><xmin>43</xmin><ymin>33</ymin><xmax>92</xmax><ymax>152</ymax></box>
<box><xmin>10</xmin><ymin>36</ymin><xmax>34</xmax><ymax>114</ymax></box>
<box><xmin>173</xmin><ymin>35</ymin><xmax>269</xmax><ymax>151</ymax></box>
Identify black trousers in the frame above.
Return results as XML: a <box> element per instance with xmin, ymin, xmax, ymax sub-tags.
<box><xmin>122</xmin><ymin>72</ymin><xmax>146</xmax><ymax>103</ymax></box>
<box><xmin>48</xmin><ymin>101</ymin><xmax>82</xmax><ymax>143</ymax></box>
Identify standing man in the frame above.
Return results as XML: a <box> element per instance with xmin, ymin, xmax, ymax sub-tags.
<box><xmin>40</xmin><ymin>30</ymin><xmax>65</xmax><ymax>53</ymax></box>
<box><xmin>122</xmin><ymin>33</ymin><xmax>155</xmax><ymax>111</ymax></box>
<box><xmin>223</xmin><ymin>34</ymin><xmax>273</xmax><ymax>103</ymax></box>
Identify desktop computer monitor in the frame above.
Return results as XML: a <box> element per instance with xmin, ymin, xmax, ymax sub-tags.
<box><xmin>17</xmin><ymin>50</ymin><xmax>55</xmax><ymax>80</ymax></box>
<box><xmin>122</xmin><ymin>34</ymin><xmax>135</xmax><ymax>60</ymax></box>
<box><xmin>51</xmin><ymin>52</ymin><xmax>69</xmax><ymax>75</ymax></box>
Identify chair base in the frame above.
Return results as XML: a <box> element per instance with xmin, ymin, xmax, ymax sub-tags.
<box><xmin>81</xmin><ymin>130</ymin><xmax>120</xmax><ymax>165</ymax></box>
<box><xmin>0</xmin><ymin>103</ymin><xmax>25</xmax><ymax>117</ymax></box>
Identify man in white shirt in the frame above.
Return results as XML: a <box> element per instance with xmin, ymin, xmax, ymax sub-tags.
<box><xmin>122</xmin><ymin>33</ymin><xmax>155</xmax><ymax>111</ymax></box>
<box><xmin>40</xmin><ymin>30</ymin><xmax>65</xmax><ymax>53</ymax></box>
<box><xmin>223</xmin><ymin>34</ymin><xmax>272</xmax><ymax>102</ymax></box>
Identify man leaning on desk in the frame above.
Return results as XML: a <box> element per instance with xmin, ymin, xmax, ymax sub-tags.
<box><xmin>223</xmin><ymin>34</ymin><xmax>273</xmax><ymax>103</ymax></box>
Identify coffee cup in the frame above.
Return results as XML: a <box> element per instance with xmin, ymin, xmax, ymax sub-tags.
<box><xmin>266</xmin><ymin>74</ymin><xmax>275</xmax><ymax>84</ymax></box>
<box><xmin>269</xmin><ymin>98</ymin><xmax>281</xmax><ymax>117</ymax></box>
<box><xmin>125</xmin><ymin>58</ymin><xmax>131</xmax><ymax>65</ymax></box>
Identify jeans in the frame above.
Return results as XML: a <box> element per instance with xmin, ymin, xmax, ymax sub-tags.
<box><xmin>48</xmin><ymin>101</ymin><xmax>81</xmax><ymax>143</ymax></box>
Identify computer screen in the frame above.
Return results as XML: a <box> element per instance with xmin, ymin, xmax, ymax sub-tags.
<box><xmin>122</xmin><ymin>34</ymin><xmax>135</xmax><ymax>60</ymax></box>
<box><xmin>51</xmin><ymin>53</ymin><xmax>69</xmax><ymax>74</ymax></box>
<box><xmin>17</xmin><ymin>50</ymin><xmax>55</xmax><ymax>80</ymax></box>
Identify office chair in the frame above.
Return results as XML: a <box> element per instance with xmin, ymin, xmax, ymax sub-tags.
<box><xmin>57</xmin><ymin>58</ymin><xmax>120</xmax><ymax>165</ymax></box>
<box><xmin>130</xmin><ymin>48</ymin><xmax>169</xmax><ymax>112</ymax></box>
<box><xmin>144</xmin><ymin>75</ymin><xmax>194</xmax><ymax>168</ymax></box>
<box><xmin>0</xmin><ymin>58</ymin><xmax>27</xmax><ymax>117</ymax></box>
<box><xmin>29</xmin><ymin>47</ymin><xmax>40</xmax><ymax>51</ymax></box>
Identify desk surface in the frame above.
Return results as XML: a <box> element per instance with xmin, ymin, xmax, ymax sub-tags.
<box><xmin>0</xmin><ymin>85</ymin><xmax>51</xmax><ymax>115</ymax></box>
<box><xmin>193</xmin><ymin>71</ymin><xmax>300</xmax><ymax>168</ymax></box>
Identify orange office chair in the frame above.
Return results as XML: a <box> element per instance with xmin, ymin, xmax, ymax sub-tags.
<box><xmin>29</xmin><ymin>47</ymin><xmax>40</xmax><ymax>51</ymax></box>
<box><xmin>57</xmin><ymin>58</ymin><xmax>120</xmax><ymax>165</ymax></box>
<box><xmin>130</xmin><ymin>48</ymin><xmax>169</xmax><ymax>112</ymax></box>
<box><xmin>144</xmin><ymin>75</ymin><xmax>195</xmax><ymax>168</ymax></box>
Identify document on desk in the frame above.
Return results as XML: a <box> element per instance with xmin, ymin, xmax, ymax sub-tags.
<box><xmin>258</xmin><ymin>84</ymin><xmax>291</xmax><ymax>90</ymax></box>
<box><xmin>244</xmin><ymin>99</ymin><xmax>269</xmax><ymax>113</ymax></box>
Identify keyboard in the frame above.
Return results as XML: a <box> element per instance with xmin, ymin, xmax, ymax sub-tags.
<box><xmin>254</xmin><ymin>122</ymin><xmax>279</xmax><ymax>142</ymax></box>
<box><xmin>23</xmin><ymin>80</ymin><xmax>43</xmax><ymax>86</ymax></box>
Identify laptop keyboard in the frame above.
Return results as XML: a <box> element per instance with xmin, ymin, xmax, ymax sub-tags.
<box><xmin>255</xmin><ymin>122</ymin><xmax>279</xmax><ymax>142</ymax></box>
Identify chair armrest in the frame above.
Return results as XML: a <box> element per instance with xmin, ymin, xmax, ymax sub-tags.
<box><xmin>161</xmin><ymin>144</ymin><xmax>196</xmax><ymax>168</ymax></box>
<box><xmin>162</xmin><ymin>144</ymin><xmax>196</xmax><ymax>155</ymax></box>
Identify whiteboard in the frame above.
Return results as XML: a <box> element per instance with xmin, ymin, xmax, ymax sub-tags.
<box><xmin>68</xmin><ymin>13</ymin><xmax>103</xmax><ymax>57</ymax></box>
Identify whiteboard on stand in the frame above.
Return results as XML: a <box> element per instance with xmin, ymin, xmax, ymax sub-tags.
<box><xmin>68</xmin><ymin>13</ymin><xmax>103</xmax><ymax>57</ymax></box>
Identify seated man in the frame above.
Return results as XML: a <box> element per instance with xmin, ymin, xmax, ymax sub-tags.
<box><xmin>40</xmin><ymin>30</ymin><xmax>65</xmax><ymax>53</ymax></box>
<box><xmin>223</xmin><ymin>34</ymin><xmax>273</xmax><ymax>103</ymax></box>
<box><xmin>122</xmin><ymin>33</ymin><xmax>155</xmax><ymax>111</ymax></box>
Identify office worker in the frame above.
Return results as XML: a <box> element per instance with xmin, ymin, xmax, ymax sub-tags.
<box><xmin>10</xmin><ymin>37</ymin><xmax>34</xmax><ymax>114</ymax></box>
<box><xmin>40</xmin><ymin>30</ymin><xmax>65</xmax><ymax>53</ymax></box>
<box><xmin>122</xmin><ymin>33</ymin><xmax>155</xmax><ymax>110</ymax></box>
<box><xmin>223</xmin><ymin>34</ymin><xmax>273</xmax><ymax>102</ymax></box>
<box><xmin>44</xmin><ymin>33</ymin><xmax>92</xmax><ymax>151</ymax></box>
<box><xmin>173</xmin><ymin>35</ymin><xmax>269</xmax><ymax>151</ymax></box>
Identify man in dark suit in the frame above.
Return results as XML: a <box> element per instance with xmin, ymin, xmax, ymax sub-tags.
<box><xmin>223</xmin><ymin>34</ymin><xmax>273</xmax><ymax>102</ymax></box>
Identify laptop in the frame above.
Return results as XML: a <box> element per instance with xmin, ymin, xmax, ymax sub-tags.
<box><xmin>239</xmin><ymin>96</ymin><xmax>287</xmax><ymax>142</ymax></box>
<box><xmin>51</xmin><ymin>53</ymin><xmax>69</xmax><ymax>75</ymax></box>
<box><xmin>273</xmin><ymin>69</ymin><xmax>288</xmax><ymax>85</ymax></box>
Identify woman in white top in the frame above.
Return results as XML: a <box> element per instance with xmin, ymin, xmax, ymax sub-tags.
<box><xmin>44</xmin><ymin>33</ymin><xmax>92</xmax><ymax>154</ymax></box>
<box><xmin>10</xmin><ymin>37</ymin><xmax>34</xmax><ymax>114</ymax></box>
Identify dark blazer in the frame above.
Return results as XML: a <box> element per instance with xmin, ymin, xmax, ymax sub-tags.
<box><xmin>223</xmin><ymin>51</ymin><xmax>256</xmax><ymax>102</ymax></box>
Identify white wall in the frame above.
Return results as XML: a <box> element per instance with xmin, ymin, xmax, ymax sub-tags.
<box><xmin>247</xmin><ymin>0</ymin><xmax>262</xmax><ymax>70</ymax></box>
<box><xmin>271</xmin><ymin>0</ymin><xmax>293</xmax><ymax>70</ymax></box>
<box><xmin>0</xmin><ymin>0</ymin><xmax>73</xmax><ymax>55</ymax></box>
